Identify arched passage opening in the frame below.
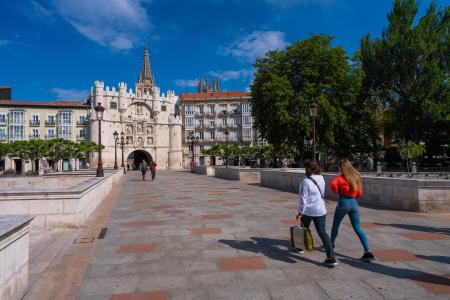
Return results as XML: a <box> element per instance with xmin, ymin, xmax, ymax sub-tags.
<box><xmin>127</xmin><ymin>150</ymin><xmax>153</xmax><ymax>170</ymax></box>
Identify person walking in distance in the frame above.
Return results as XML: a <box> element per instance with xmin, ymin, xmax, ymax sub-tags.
<box><xmin>139</xmin><ymin>159</ymin><xmax>148</xmax><ymax>181</ymax></box>
<box><xmin>150</xmin><ymin>161</ymin><xmax>157</xmax><ymax>181</ymax></box>
<box><xmin>296</xmin><ymin>160</ymin><xmax>338</xmax><ymax>267</ymax></box>
<box><xmin>330</xmin><ymin>159</ymin><xmax>375</xmax><ymax>261</ymax></box>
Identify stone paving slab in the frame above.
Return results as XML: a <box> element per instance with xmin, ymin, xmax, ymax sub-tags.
<box><xmin>77</xmin><ymin>171</ymin><xmax>450</xmax><ymax>299</ymax></box>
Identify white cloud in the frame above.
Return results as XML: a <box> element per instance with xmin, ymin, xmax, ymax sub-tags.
<box><xmin>174</xmin><ymin>79</ymin><xmax>198</xmax><ymax>88</ymax></box>
<box><xmin>222</xmin><ymin>31</ymin><xmax>288</xmax><ymax>62</ymax></box>
<box><xmin>50</xmin><ymin>88</ymin><xmax>87</xmax><ymax>100</ymax></box>
<box><xmin>30</xmin><ymin>0</ymin><xmax>53</xmax><ymax>18</ymax></box>
<box><xmin>50</xmin><ymin>0</ymin><xmax>151</xmax><ymax>50</ymax></box>
<box><xmin>208</xmin><ymin>69</ymin><xmax>253</xmax><ymax>82</ymax></box>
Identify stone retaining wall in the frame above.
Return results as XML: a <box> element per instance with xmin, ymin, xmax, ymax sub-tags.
<box><xmin>0</xmin><ymin>171</ymin><xmax>123</xmax><ymax>228</ymax></box>
<box><xmin>213</xmin><ymin>167</ymin><xmax>263</xmax><ymax>184</ymax></box>
<box><xmin>0</xmin><ymin>216</ymin><xmax>33</xmax><ymax>300</ymax></box>
<box><xmin>260</xmin><ymin>169</ymin><xmax>450</xmax><ymax>212</ymax></box>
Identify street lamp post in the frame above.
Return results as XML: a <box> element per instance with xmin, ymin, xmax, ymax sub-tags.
<box><xmin>309</xmin><ymin>102</ymin><xmax>319</xmax><ymax>162</ymax></box>
<box><xmin>113</xmin><ymin>130</ymin><xmax>118</xmax><ymax>170</ymax></box>
<box><xmin>225</xmin><ymin>130</ymin><xmax>230</xmax><ymax>168</ymax></box>
<box><xmin>94</xmin><ymin>103</ymin><xmax>105</xmax><ymax>177</ymax></box>
<box><xmin>190</xmin><ymin>134</ymin><xmax>199</xmax><ymax>173</ymax></box>
<box><xmin>120</xmin><ymin>132</ymin><xmax>126</xmax><ymax>174</ymax></box>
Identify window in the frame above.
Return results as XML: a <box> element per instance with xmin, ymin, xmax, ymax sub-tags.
<box><xmin>186</xmin><ymin>105</ymin><xmax>194</xmax><ymax>115</ymax></box>
<box><xmin>9</xmin><ymin>126</ymin><xmax>24</xmax><ymax>140</ymax></box>
<box><xmin>58</xmin><ymin>126</ymin><xmax>72</xmax><ymax>140</ymax></box>
<box><xmin>221</xmin><ymin>118</ymin><xmax>227</xmax><ymax>126</ymax></box>
<box><xmin>198</xmin><ymin>105</ymin><xmax>204</xmax><ymax>114</ymax></box>
<box><xmin>199</xmin><ymin>131</ymin><xmax>204</xmax><ymax>140</ymax></box>
<box><xmin>161</xmin><ymin>105</ymin><xmax>167</xmax><ymax>111</ymax></box>
<box><xmin>10</xmin><ymin>111</ymin><xmax>24</xmax><ymax>124</ymax></box>
<box><xmin>0</xmin><ymin>114</ymin><xmax>5</xmax><ymax>123</ymax></box>
<box><xmin>79</xmin><ymin>115</ymin><xmax>87</xmax><ymax>124</ymax></box>
<box><xmin>198</xmin><ymin>119</ymin><xmax>204</xmax><ymax>128</ymax></box>
<box><xmin>243</xmin><ymin>128</ymin><xmax>252</xmax><ymax>140</ymax></box>
<box><xmin>209</xmin><ymin>131</ymin><xmax>215</xmax><ymax>140</ymax></box>
<box><xmin>32</xmin><ymin>114</ymin><xmax>40</xmax><ymax>124</ymax></box>
<box><xmin>47</xmin><ymin>129</ymin><xmax>55</xmax><ymax>139</ymax></box>
<box><xmin>209</xmin><ymin>105</ymin><xmax>215</xmax><ymax>114</ymax></box>
<box><xmin>242</xmin><ymin>102</ymin><xmax>251</xmax><ymax>113</ymax></box>
<box><xmin>47</xmin><ymin>115</ymin><xmax>55</xmax><ymax>123</ymax></box>
<box><xmin>58</xmin><ymin>112</ymin><xmax>72</xmax><ymax>124</ymax></box>
<box><xmin>110</xmin><ymin>102</ymin><xmax>117</xmax><ymax>109</ymax></box>
<box><xmin>189</xmin><ymin>144</ymin><xmax>193</xmax><ymax>152</ymax></box>
<box><xmin>9</xmin><ymin>111</ymin><xmax>24</xmax><ymax>140</ymax></box>
<box><xmin>0</xmin><ymin>128</ymin><xmax>6</xmax><ymax>139</ymax></box>
<box><xmin>231</xmin><ymin>131</ymin><xmax>237</xmax><ymax>141</ymax></box>
<box><xmin>31</xmin><ymin>129</ymin><xmax>39</xmax><ymax>139</ymax></box>
<box><xmin>79</xmin><ymin>128</ymin><xmax>87</xmax><ymax>139</ymax></box>
<box><xmin>242</xmin><ymin>115</ymin><xmax>252</xmax><ymax>126</ymax></box>
<box><xmin>233</xmin><ymin>117</ymin><xmax>240</xmax><ymax>126</ymax></box>
<box><xmin>220</xmin><ymin>104</ymin><xmax>227</xmax><ymax>112</ymax></box>
<box><xmin>200</xmin><ymin>145</ymin><xmax>205</xmax><ymax>151</ymax></box>
<box><xmin>185</xmin><ymin>117</ymin><xmax>194</xmax><ymax>128</ymax></box>
<box><xmin>209</xmin><ymin>120</ymin><xmax>215</xmax><ymax>127</ymax></box>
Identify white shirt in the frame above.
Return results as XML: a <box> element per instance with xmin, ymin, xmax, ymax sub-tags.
<box><xmin>298</xmin><ymin>174</ymin><xmax>327</xmax><ymax>217</ymax></box>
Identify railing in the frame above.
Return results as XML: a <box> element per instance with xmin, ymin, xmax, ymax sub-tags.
<box><xmin>77</xmin><ymin>120</ymin><xmax>88</xmax><ymax>126</ymax></box>
<box><xmin>45</xmin><ymin>135</ymin><xmax>56</xmax><ymax>140</ymax></box>
<box><xmin>76</xmin><ymin>135</ymin><xmax>87</xmax><ymax>141</ymax></box>
<box><xmin>45</xmin><ymin>121</ymin><xmax>56</xmax><ymax>126</ymax></box>
<box><xmin>205</xmin><ymin>112</ymin><xmax>215</xmax><ymax>118</ymax></box>
<box><xmin>195</xmin><ymin>125</ymin><xmax>205</xmax><ymax>130</ymax></box>
<box><xmin>217</xmin><ymin>124</ymin><xmax>228</xmax><ymax>129</ymax></box>
<box><xmin>242</xmin><ymin>136</ymin><xmax>252</xmax><ymax>141</ymax></box>
<box><xmin>29</xmin><ymin>120</ymin><xmax>40</xmax><ymax>126</ymax></box>
<box><xmin>29</xmin><ymin>135</ymin><xmax>40</xmax><ymax>140</ymax></box>
<box><xmin>195</xmin><ymin>112</ymin><xmax>204</xmax><ymax>117</ymax></box>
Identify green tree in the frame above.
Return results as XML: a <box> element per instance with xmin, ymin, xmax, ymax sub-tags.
<box><xmin>398</xmin><ymin>141</ymin><xmax>426</xmax><ymax>170</ymax></box>
<box><xmin>251</xmin><ymin>35</ymin><xmax>360</xmax><ymax>159</ymax></box>
<box><xmin>359</xmin><ymin>0</ymin><xmax>450</xmax><ymax>158</ymax></box>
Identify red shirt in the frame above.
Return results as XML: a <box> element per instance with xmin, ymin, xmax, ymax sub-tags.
<box><xmin>150</xmin><ymin>163</ymin><xmax>157</xmax><ymax>172</ymax></box>
<box><xmin>330</xmin><ymin>175</ymin><xmax>362</xmax><ymax>198</ymax></box>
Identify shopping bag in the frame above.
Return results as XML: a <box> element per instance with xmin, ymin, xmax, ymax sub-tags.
<box><xmin>290</xmin><ymin>225</ymin><xmax>304</xmax><ymax>250</ymax></box>
<box><xmin>290</xmin><ymin>221</ymin><xmax>314</xmax><ymax>251</ymax></box>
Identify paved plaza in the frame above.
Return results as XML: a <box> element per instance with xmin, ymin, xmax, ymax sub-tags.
<box><xmin>28</xmin><ymin>171</ymin><xmax>450</xmax><ymax>299</ymax></box>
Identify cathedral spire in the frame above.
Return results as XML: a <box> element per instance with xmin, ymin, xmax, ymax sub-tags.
<box><xmin>136</xmin><ymin>47</ymin><xmax>155</xmax><ymax>95</ymax></box>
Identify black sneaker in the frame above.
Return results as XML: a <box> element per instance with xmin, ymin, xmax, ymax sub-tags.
<box><xmin>323</xmin><ymin>257</ymin><xmax>338</xmax><ymax>267</ymax></box>
<box><xmin>361</xmin><ymin>252</ymin><xmax>376</xmax><ymax>262</ymax></box>
<box><xmin>296</xmin><ymin>248</ymin><xmax>304</xmax><ymax>254</ymax></box>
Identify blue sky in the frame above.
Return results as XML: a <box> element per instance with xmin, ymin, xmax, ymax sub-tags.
<box><xmin>0</xmin><ymin>0</ymin><xmax>447</xmax><ymax>101</ymax></box>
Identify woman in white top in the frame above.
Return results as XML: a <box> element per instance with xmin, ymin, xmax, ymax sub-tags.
<box><xmin>296</xmin><ymin>160</ymin><xmax>338</xmax><ymax>267</ymax></box>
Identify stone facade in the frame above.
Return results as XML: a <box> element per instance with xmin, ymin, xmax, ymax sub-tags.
<box><xmin>87</xmin><ymin>47</ymin><xmax>182</xmax><ymax>170</ymax></box>
<box><xmin>0</xmin><ymin>100</ymin><xmax>89</xmax><ymax>173</ymax></box>
<box><xmin>179</xmin><ymin>82</ymin><xmax>261</xmax><ymax>168</ymax></box>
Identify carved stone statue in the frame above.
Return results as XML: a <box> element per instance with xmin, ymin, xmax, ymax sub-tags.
<box><xmin>146</xmin><ymin>125</ymin><xmax>153</xmax><ymax>135</ymax></box>
<box><xmin>138</xmin><ymin>137</ymin><xmax>144</xmax><ymax>148</ymax></box>
<box><xmin>147</xmin><ymin>136</ymin><xmax>153</xmax><ymax>145</ymax></box>
<box><xmin>137</xmin><ymin>123</ymin><xmax>143</xmax><ymax>133</ymax></box>
<box><xmin>126</xmin><ymin>124</ymin><xmax>133</xmax><ymax>134</ymax></box>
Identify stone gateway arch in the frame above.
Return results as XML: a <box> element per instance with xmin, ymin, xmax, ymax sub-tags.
<box><xmin>88</xmin><ymin>47</ymin><xmax>183</xmax><ymax>170</ymax></box>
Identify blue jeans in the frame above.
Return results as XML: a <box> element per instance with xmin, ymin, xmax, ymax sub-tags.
<box><xmin>301</xmin><ymin>214</ymin><xmax>335</xmax><ymax>258</ymax></box>
<box><xmin>331</xmin><ymin>196</ymin><xmax>370</xmax><ymax>252</ymax></box>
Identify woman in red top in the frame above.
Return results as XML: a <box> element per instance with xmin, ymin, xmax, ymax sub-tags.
<box><xmin>330</xmin><ymin>159</ymin><xmax>375</xmax><ymax>261</ymax></box>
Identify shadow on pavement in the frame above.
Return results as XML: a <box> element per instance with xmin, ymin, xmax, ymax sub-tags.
<box><xmin>374</xmin><ymin>223</ymin><xmax>450</xmax><ymax>235</ymax></box>
<box><xmin>416</xmin><ymin>255</ymin><xmax>450</xmax><ymax>264</ymax></box>
<box><xmin>336</xmin><ymin>252</ymin><xmax>450</xmax><ymax>288</ymax></box>
<box><xmin>218</xmin><ymin>237</ymin><xmax>325</xmax><ymax>267</ymax></box>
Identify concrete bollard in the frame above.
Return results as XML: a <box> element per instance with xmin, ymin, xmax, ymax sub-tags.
<box><xmin>411</xmin><ymin>162</ymin><xmax>417</xmax><ymax>174</ymax></box>
<box><xmin>376</xmin><ymin>162</ymin><xmax>382</xmax><ymax>175</ymax></box>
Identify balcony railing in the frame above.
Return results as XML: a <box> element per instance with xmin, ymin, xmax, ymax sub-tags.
<box><xmin>243</xmin><ymin>136</ymin><xmax>252</xmax><ymax>141</ymax></box>
<box><xmin>29</xmin><ymin>120</ymin><xmax>40</xmax><ymax>126</ymax></box>
<box><xmin>77</xmin><ymin>135</ymin><xmax>87</xmax><ymax>141</ymax></box>
<box><xmin>29</xmin><ymin>135</ymin><xmax>40</xmax><ymax>140</ymax></box>
<box><xmin>77</xmin><ymin>120</ymin><xmax>88</xmax><ymax>126</ymax></box>
<box><xmin>205</xmin><ymin>112</ymin><xmax>215</xmax><ymax>118</ymax></box>
<box><xmin>195</xmin><ymin>112</ymin><xmax>204</xmax><ymax>117</ymax></box>
<box><xmin>195</xmin><ymin>124</ymin><xmax>205</xmax><ymax>130</ymax></box>
<box><xmin>45</xmin><ymin>134</ymin><xmax>56</xmax><ymax>140</ymax></box>
<box><xmin>45</xmin><ymin>120</ymin><xmax>56</xmax><ymax>126</ymax></box>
